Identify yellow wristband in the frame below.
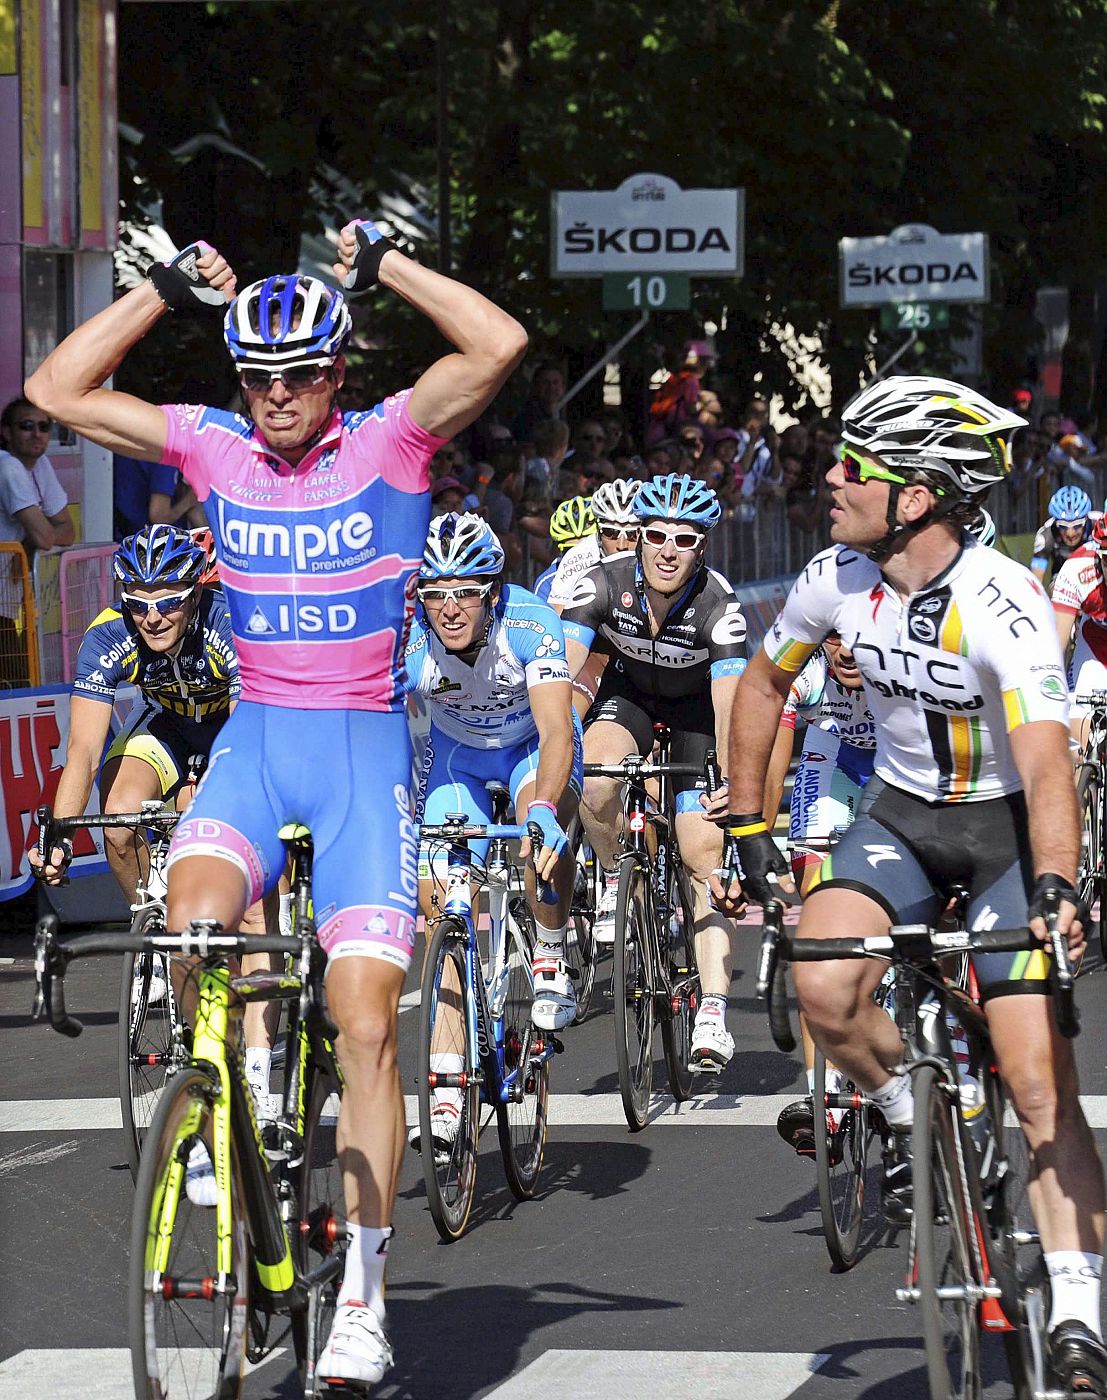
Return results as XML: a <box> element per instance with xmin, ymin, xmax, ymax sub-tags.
<box><xmin>728</xmin><ymin>820</ymin><xmax>767</xmax><ymax>837</ymax></box>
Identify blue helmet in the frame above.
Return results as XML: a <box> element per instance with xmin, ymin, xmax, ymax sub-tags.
<box><xmin>1049</xmin><ymin>485</ymin><xmax>1092</xmax><ymax>523</ymax></box>
<box><xmin>224</xmin><ymin>275</ymin><xmax>352</xmax><ymax>369</ymax></box>
<box><xmin>632</xmin><ymin>473</ymin><xmax>722</xmax><ymax>529</ymax></box>
<box><xmin>113</xmin><ymin>525</ymin><xmax>207</xmax><ymax>589</ymax></box>
<box><xmin>421</xmin><ymin>513</ymin><xmax>505</xmax><ymax>579</ymax></box>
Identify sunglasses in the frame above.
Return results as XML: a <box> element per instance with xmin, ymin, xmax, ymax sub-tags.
<box><xmin>239</xmin><ymin>364</ymin><xmax>330</xmax><ymax>394</ymax></box>
<box><xmin>418</xmin><ymin>582</ymin><xmax>493</xmax><ymax>605</ymax></box>
<box><xmin>599</xmin><ymin>525</ymin><xmax>638</xmax><ymax>541</ymax></box>
<box><xmin>121</xmin><ymin>588</ymin><xmax>194</xmax><ymax>617</ymax></box>
<box><xmin>642</xmin><ymin>525</ymin><xmax>705</xmax><ymax>551</ymax></box>
<box><xmin>836</xmin><ymin>445</ymin><xmax>909</xmax><ymax>487</ymax></box>
<box><xmin>16</xmin><ymin>418</ymin><xmax>51</xmax><ymax>433</ymax></box>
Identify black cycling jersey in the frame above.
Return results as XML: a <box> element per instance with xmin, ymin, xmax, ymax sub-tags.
<box><xmin>559</xmin><ymin>552</ymin><xmax>747</xmax><ymax>702</ymax></box>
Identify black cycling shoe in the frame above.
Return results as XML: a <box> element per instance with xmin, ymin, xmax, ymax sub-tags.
<box><xmin>776</xmin><ymin>1099</ymin><xmax>816</xmax><ymax>1159</ymax></box>
<box><xmin>1050</xmin><ymin>1320</ymin><xmax>1107</xmax><ymax>1396</ymax></box>
<box><xmin>881</xmin><ymin>1129</ymin><xmax>913</xmax><ymax>1224</ymax></box>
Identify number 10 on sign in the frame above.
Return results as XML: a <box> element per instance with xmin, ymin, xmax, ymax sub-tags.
<box><xmin>603</xmin><ymin>273</ymin><xmax>691</xmax><ymax>311</ymax></box>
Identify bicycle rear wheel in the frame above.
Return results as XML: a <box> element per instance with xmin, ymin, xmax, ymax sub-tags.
<box><xmin>119</xmin><ymin>905</ymin><xmax>184</xmax><ymax>1181</ymax></box>
<box><xmin>660</xmin><ymin>860</ymin><xmax>699</xmax><ymax>1102</ymax></box>
<box><xmin>566</xmin><ymin>834</ymin><xmax>597</xmax><ymax>1022</ymax></box>
<box><xmin>614</xmin><ymin>858</ymin><xmax>655</xmax><ymax>1131</ymax></box>
<box><xmin>294</xmin><ymin>1049</ymin><xmax>345</xmax><ymax>1393</ymax></box>
<box><xmin>814</xmin><ymin>1050</ymin><xmax>874</xmax><ymax>1271</ymax></box>
<box><xmin>130</xmin><ymin>1066</ymin><xmax>250</xmax><ymax>1400</ymax></box>
<box><xmin>1075</xmin><ymin>763</ymin><xmax>1104</xmax><ymax>958</ymax></box>
<box><xmin>496</xmin><ymin>898</ymin><xmax>550</xmax><ymax>1200</ymax></box>
<box><xmin>417</xmin><ymin>916</ymin><xmax>480</xmax><ymax>1242</ymax></box>
<box><xmin>913</xmin><ymin>1063</ymin><xmax>984</xmax><ymax>1400</ymax></box>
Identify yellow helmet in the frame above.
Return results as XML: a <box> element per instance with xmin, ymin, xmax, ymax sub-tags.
<box><xmin>549</xmin><ymin>495</ymin><xmax>597</xmax><ymax>551</ymax></box>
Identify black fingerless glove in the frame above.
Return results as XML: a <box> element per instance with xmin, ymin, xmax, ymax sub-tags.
<box><xmin>341</xmin><ymin>220</ymin><xmax>400</xmax><ymax>297</ymax></box>
<box><xmin>146</xmin><ymin>242</ymin><xmax>225</xmax><ymax>313</ymax></box>
<box><xmin>725</xmin><ymin>813</ymin><xmax>789</xmax><ymax>905</ymax></box>
<box><xmin>1028</xmin><ymin>872</ymin><xmax>1087</xmax><ymax>927</ymax></box>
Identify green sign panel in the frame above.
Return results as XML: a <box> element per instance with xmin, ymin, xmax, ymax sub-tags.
<box><xmin>880</xmin><ymin>301</ymin><xmax>950</xmax><ymax>332</ymax></box>
<box><xmin>602</xmin><ymin>273</ymin><xmax>691</xmax><ymax>312</ymax></box>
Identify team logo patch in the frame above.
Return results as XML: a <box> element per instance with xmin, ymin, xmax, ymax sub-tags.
<box><xmin>621</xmin><ymin>591</ymin><xmax>634</xmax><ymax>607</ymax></box>
<box><xmin>535</xmin><ymin>634</ymin><xmax>561</xmax><ymax>657</ymax></box>
<box><xmin>1039</xmin><ymin>675</ymin><xmax>1067</xmax><ymax>701</ymax></box>
<box><xmin>908</xmin><ymin>615</ymin><xmax>937</xmax><ymax>643</ymax></box>
<box><xmin>917</xmin><ymin>595</ymin><xmax>944</xmax><ymax>615</ymax></box>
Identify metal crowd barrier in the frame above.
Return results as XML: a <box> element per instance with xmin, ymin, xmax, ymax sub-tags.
<box><xmin>34</xmin><ymin>543</ymin><xmax>118</xmax><ymax>684</ymax></box>
<box><xmin>0</xmin><ymin>542</ymin><xmax>39</xmax><ymax>688</ymax></box>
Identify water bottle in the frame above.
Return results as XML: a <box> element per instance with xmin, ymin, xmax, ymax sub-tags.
<box><xmin>947</xmin><ymin>1013</ymin><xmax>989</xmax><ymax>1159</ymax></box>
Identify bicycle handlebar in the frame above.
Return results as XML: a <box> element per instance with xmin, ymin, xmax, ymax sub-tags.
<box><xmin>417</xmin><ymin>820</ymin><xmax>558</xmax><ymax>905</ymax></box>
<box><xmin>581</xmin><ymin>760</ymin><xmax>712</xmax><ymax>781</ymax></box>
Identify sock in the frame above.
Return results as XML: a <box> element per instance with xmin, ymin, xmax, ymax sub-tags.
<box><xmin>868</xmin><ymin>1074</ymin><xmax>914</xmax><ymax>1129</ymax></box>
<box><xmin>429</xmin><ymin>1051</ymin><xmax>463</xmax><ymax>1113</ymax></box>
<box><xmin>806</xmin><ymin>1066</ymin><xmax>816</xmax><ymax>1093</ymax></box>
<box><xmin>535</xmin><ymin>923</ymin><xmax>567</xmax><ymax>960</ymax></box>
<box><xmin>278</xmin><ymin>892</ymin><xmax>293</xmax><ymax>937</ymax></box>
<box><xmin>699</xmin><ymin>993</ymin><xmax>728</xmax><ymax>1021</ymax></box>
<box><xmin>244</xmin><ymin>1047</ymin><xmax>272</xmax><ymax>1098</ymax></box>
<box><xmin>1046</xmin><ymin>1251</ymin><xmax>1103</xmax><ymax>1337</ymax></box>
<box><xmin>338</xmin><ymin>1224</ymin><xmax>392</xmax><ymax>1322</ymax></box>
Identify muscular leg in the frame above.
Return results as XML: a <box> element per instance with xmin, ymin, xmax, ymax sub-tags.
<box><xmin>100</xmin><ymin>755</ymin><xmax>165</xmax><ymax>903</ymax></box>
<box><xmin>518</xmin><ymin>779</ymin><xmax>578</xmax><ymax>929</ymax></box>
<box><xmin>165</xmin><ymin>853</ymin><xmax>250</xmax><ymax>1023</ymax></box>
<box><xmin>579</xmin><ymin>719</ymin><xmax>639</xmax><ymax>868</ymax></box>
<box><xmin>675</xmin><ymin>808</ymin><xmax>735</xmax><ymax>999</ymax></box>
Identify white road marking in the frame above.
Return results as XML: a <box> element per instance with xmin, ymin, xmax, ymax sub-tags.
<box><xmin>399</xmin><ymin>987</ymin><xmax>420</xmax><ymax>1014</ymax></box>
<box><xmin>0</xmin><ymin>1347</ymin><xmax>286</xmax><ymax>1398</ymax></box>
<box><xmin>484</xmin><ymin>1349</ymin><xmax>827</xmax><ymax>1399</ymax></box>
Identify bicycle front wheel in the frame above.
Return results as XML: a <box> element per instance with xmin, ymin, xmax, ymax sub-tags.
<box><xmin>913</xmin><ymin>1063</ymin><xmax>984</xmax><ymax>1400</ymax></box>
<box><xmin>294</xmin><ymin>1049</ymin><xmax>345</xmax><ymax>1392</ymax></box>
<box><xmin>417</xmin><ymin>916</ymin><xmax>480</xmax><ymax>1242</ymax></box>
<box><xmin>614</xmin><ymin>858</ymin><xmax>655</xmax><ymax>1131</ymax></box>
<box><xmin>565</xmin><ymin>834</ymin><xmax>597</xmax><ymax>1022</ymax></box>
<box><xmin>130</xmin><ymin>1066</ymin><xmax>250</xmax><ymax>1400</ymax></box>
<box><xmin>814</xmin><ymin>1050</ymin><xmax>874</xmax><ymax>1271</ymax></box>
<box><xmin>495</xmin><ymin>898</ymin><xmax>550</xmax><ymax>1200</ymax></box>
<box><xmin>660</xmin><ymin>860</ymin><xmax>699</xmax><ymax>1102</ymax></box>
<box><xmin>119</xmin><ymin>905</ymin><xmax>183</xmax><ymax>1182</ymax></box>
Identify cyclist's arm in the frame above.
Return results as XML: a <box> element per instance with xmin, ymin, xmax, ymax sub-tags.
<box><xmin>527</xmin><ymin>681</ymin><xmax>574</xmax><ymax>809</ymax></box>
<box><xmin>728</xmin><ymin>648</ymin><xmax>801</xmax><ymax>817</ymax></box>
<box><xmin>1031</xmin><ymin>557</ymin><xmax>1049</xmax><ymax>585</ymax></box>
<box><xmin>1010</xmin><ymin>719</ymin><xmax>1082</xmax><ymax>940</ymax></box>
<box><xmin>29</xmin><ymin>695</ymin><xmax>113</xmax><ymax>880</ymax></box>
<box><xmin>565</xmin><ymin>635</ymin><xmax>593</xmax><ymax>681</ymax></box>
<box><xmin>373</xmin><ymin>254</ymin><xmax>527</xmax><ymax>442</ymax></box>
<box><xmin>763</xmin><ymin>719</ymin><xmax>796</xmax><ymax>829</ymax></box>
<box><xmin>24</xmin><ymin>246</ymin><xmax>234</xmax><ymax>459</ymax></box>
<box><xmin>1053</xmin><ymin>604</ymin><xmax>1077</xmax><ymax>658</ymax></box>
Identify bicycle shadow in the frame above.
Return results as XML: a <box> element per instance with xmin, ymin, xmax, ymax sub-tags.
<box><xmin>580</xmin><ymin>1047</ymin><xmax>801</xmax><ymax>1098</ymax></box>
<box><xmin>806</xmin><ymin>1333</ymin><xmax>1015</xmax><ymax>1397</ymax></box>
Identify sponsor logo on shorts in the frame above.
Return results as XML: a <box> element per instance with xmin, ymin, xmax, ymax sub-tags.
<box><xmin>864</xmin><ymin>843</ymin><xmax>899</xmax><ymax>868</ymax></box>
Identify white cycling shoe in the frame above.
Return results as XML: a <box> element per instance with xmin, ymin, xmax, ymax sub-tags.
<box><xmin>317</xmin><ymin>1300</ymin><xmax>394</xmax><ymax>1391</ymax></box>
<box><xmin>134</xmin><ymin>958</ymin><xmax>167</xmax><ymax>1006</ymax></box>
<box><xmin>688</xmin><ymin>1013</ymin><xmax>735</xmax><ymax>1072</ymax></box>
<box><xmin>407</xmin><ymin>1102</ymin><xmax>461</xmax><ymax>1160</ymax></box>
<box><xmin>531</xmin><ymin>956</ymin><xmax>576</xmax><ymax>1031</ymax></box>
<box><xmin>185</xmin><ymin>1141</ymin><xmax>217</xmax><ymax>1207</ymax></box>
<box><xmin>592</xmin><ymin>872</ymin><xmax>620</xmax><ymax>945</ymax></box>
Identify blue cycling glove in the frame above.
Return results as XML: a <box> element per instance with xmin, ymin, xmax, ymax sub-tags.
<box><xmin>526</xmin><ymin>802</ymin><xmax>568</xmax><ymax>859</ymax></box>
<box><xmin>340</xmin><ymin>219</ymin><xmax>400</xmax><ymax>297</ymax></box>
<box><xmin>146</xmin><ymin>242</ymin><xmax>226</xmax><ymax>313</ymax></box>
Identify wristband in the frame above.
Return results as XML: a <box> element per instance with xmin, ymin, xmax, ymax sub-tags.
<box><xmin>528</xmin><ymin>801</ymin><xmax>558</xmax><ymax>815</ymax></box>
<box><xmin>726</xmin><ymin>813</ymin><xmax>768</xmax><ymax>837</ymax></box>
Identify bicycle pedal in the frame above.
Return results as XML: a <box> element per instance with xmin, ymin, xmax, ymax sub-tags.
<box><xmin>686</xmin><ymin>1056</ymin><xmax>722</xmax><ymax>1076</ymax></box>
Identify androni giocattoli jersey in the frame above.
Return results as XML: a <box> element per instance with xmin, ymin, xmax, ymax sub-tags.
<box><xmin>160</xmin><ymin>396</ymin><xmax>443</xmax><ymax>710</ymax></box>
<box><xmin>765</xmin><ymin>542</ymin><xmax>1069</xmax><ymax>803</ymax></box>
<box><xmin>781</xmin><ymin>651</ymin><xmax>876</xmax><ymax>750</ymax></box>
<box><xmin>405</xmin><ymin>585</ymin><xmax>570</xmax><ymax>748</ymax></box>
<box><xmin>72</xmin><ymin>587</ymin><xmax>239</xmax><ymax>722</ymax></box>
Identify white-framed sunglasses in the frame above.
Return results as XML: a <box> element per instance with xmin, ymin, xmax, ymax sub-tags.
<box><xmin>641</xmin><ymin>524</ymin><xmax>705</xmax><ymax>552</ymax></box>
<box><xmin>417</xmin><ymin>582</ymin><xmax>494</xmax><ymax>605</ymax></box>
<box><xmin>121</xmin><ymin>588</ymin><xmax>194</xmax><ymax>617</ymax></box>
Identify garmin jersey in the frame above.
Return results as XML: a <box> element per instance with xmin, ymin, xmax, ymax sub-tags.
<box><xmin>405</xmin><ymin>584</ymin><xmax>570</xmax><ymax>748</ymax></box>
<box><xmin>764</xmin><ymin>542</ymin><xmax>1068</xmax><ymax>803</ymax></box>
<box><xmin>559</xmin><ymin>553</ymin><xmax>748</xmax><ymax>700</ymax></box>
<box><xmin>160</xmin><ymin>396</ymin><xmax>443</xmax><ymax>711</ymax></box>
<box><xmin>72</xmin><ymin>587</ymin><xmax>240</xmax><ymax>722</ymax></box>
<box><xmin>781</xmin><ymin>652</ymin><xmax>876</xmax><ymax>750</ymax></box>
<box><xmin>1032</xmin><ymin>515</ymin><xmax>1099</xmax><ymax>572</ymax></box>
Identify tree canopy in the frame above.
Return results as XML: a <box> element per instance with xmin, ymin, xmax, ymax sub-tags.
<box><xmin>116</xmin><ymin>0</ymin><xmax>1107</xmax><ymax>420</ymax></box>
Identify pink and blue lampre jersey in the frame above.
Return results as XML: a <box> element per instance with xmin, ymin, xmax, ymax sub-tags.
<box><xmin>160</xmin><ymin>395</ymin><xmax>444</xmax><ymax>711</ymax></box>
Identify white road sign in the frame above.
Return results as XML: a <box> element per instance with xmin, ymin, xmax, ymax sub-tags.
<box><xmin>551</xmin><ymin>174</ymin><xmax>743</xmax><ymax>278</ymax></box>
<box><xmin>839</xmin><ymin>223</ymin><xmax>989</xmax><ymax>308</ymax></box>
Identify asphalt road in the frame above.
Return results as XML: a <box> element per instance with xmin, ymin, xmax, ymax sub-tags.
<box><xmin>3</xmin><ymin>911</ymin><xmax>1107</xmax><ymax>1399</ymax></box>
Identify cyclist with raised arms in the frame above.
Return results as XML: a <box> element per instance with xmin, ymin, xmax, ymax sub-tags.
<box><xmin>1032</xmin><ymin>485</ymin><xmax>1099</xmax><ymax>585</ymax></box>
<box><xmin>560</xmin><ymin>473</ymin><xmax>748</xmax><ymax>1071</ymax></box>
<box><xmin>25</xmin><ymin>222</ymin><xmax>527</xmax><ymax>1392</ymax></box>
<box><xmin>406</xmin><ymin>512</ymin><xmax>581</xmax><ymax>1151</ymax></box>
<box><xmin>712</xmin><ymin>375</ymin><xmax>1107</xmax><ymax>1393</ymax></box>
<box><xmin>533</xmin><ymin>495</ymin><xmax>597</xmax><ymax>601</ymax></box>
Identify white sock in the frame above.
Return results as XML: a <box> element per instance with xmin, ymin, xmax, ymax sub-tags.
<box><xmin>699</xmin><ymin>994</ymin><xmax>728</xmax><ymax>1020</ymax></box>
<box><xmin>868</xmin><ymin>1074</ymin><xmax>914</xmax><ymax>1129</ymax></box>
<box><xmin>535</xmin><ymin>923</ymin><xmax>567</xmax><ymax>959</ymax></box>
<box><xmin>245</xmin><ymin>1047</ymin><xmax>272</xmax><ymax>1098</ymax></box>
<box><xmin>429</xmin><ymin>1052</ymin><xmax>463</xmax><ymax>1113</ymax></box>
<box><xmin>338</xmin><ymin>1224</ymin><xmax>392</xmax><ymax>1322</ymax></box>
<box><xmin>278</xmin><ymin>892</ymin><xmax>293</xmax><ymax>937</ymax></box>
<box><xmin>805</xmin><ymin>1066</ymin><xmax>816</xmax><ymax>1093</ymax></box>
<box><xmin>1046</xmin><ymin>1251</ymin><xmax>1103</xmax><ymax>1337</ymax></box>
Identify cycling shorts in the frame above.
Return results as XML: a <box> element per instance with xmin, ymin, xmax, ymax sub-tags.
<box><xmin>167</xmin><ymin>702</ymin><xmax>418</xmax><ymax>973</ymax></box>
<box><xmin>416</xmin><ymin>714</ymin><xmax>584</xmax><ymax>874</ymax></box>
<box><xmin>789</xmin><ymin>741</ymin><xmax>872</xmax><ymax>880</ymax></box>
<box><xmin>809</xmin><ymin>777</ymin><xmax>1046</xmax><ymax>1001</ymax></box>
<box><xmin>585</xmin><ymin>666</ymin><xmax>714</xmax><ymax>814</ymax></box>
<box><xmin>1069</xmin><ymin>621</ymin><xmax>1107</xmax><ymax>718</ymax></box>
<box><xmin>105</xmin><ymin>702</ymin><xmax>223</xmax><ymax>799</ymax></box>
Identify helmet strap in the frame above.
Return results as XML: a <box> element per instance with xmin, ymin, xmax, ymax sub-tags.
<box><xmin>865</xmin><ymin>482</ymin><xmax>960</xmax><ymax>563</ymax></box>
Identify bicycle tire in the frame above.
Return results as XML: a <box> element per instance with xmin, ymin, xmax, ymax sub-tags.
<box><xmin>814</xmin><ymin>1049</ymin><xmax>873</xmax><ymax>1271</ymax></box>
<box><xmin>614</xmin><ymin>858</ymin><xmax>655</xmax><ymax>1131</ymax></box>
<box><xmin>119</xmin><ymin>904</ymin><xmax>182</xmax><ymax>1182</ymax></box>
<box><xmin>566</xmin><ymin>834</ymin><xmax>598</xmax><ymax>1022</ymax></box>
<box><xmin>660</xmin><ymin>860</ymin><xmax>699</xmax><ymax>1102</ymax></box>
<box><xmin>293</xmin><ymin>1050</ymin><xmax>345</xmax><ymax>1393</ymax></box>
<box><xmin>417</xmin><ymin>916</ymin><xmax>480</xmax><ymax>1242</ymax></box>
<box><xmin>913</xmin><ymin>1062</ymin><xmax>984</xmax><ymax>1400</ymax></box>
<box><xmin>1075</xmin><ymin>764</ymin><xmax>1103</xmax><ymax>959</ymax></box>
<box><xmin>129</xmin><ymin>1066</ymin><xmax>250</xmax><ymax>1400</ymax></box>
<box><xmin>495</xmin><ymin>898</ymin><xmax>550</xmax><ymax>1200</ymax></box>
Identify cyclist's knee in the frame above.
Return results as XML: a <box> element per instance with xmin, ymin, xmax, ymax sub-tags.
<box><xmin>793</xmin><ymin>961</ymin><xmax>865</xmax><ymax>1031</ymax></box>
<box><xmin>329</xmin><ymin>965</ymin><xmax>403</xmax><ymax>1071</ymax></box>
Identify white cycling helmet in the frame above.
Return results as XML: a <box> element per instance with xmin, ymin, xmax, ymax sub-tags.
<box><xmin>590</xmin><ymin>478</ymin><xmax>639</xmax><ymax>529</ymax></box>
<box><xmin>224</xmin><ymin>275</ymin><xmax>352</xmax><ymax>370</ymax></box>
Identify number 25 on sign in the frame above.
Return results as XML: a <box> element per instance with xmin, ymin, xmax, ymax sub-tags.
<box><xmin>879</xmin><ymin>302</ymin><xmax>950</xmax><ymax>332</ymax></box>
<box><xmin>602</xmin><ymin>273</ymin><xmax>691</xmax><ymax>312</ymax></box>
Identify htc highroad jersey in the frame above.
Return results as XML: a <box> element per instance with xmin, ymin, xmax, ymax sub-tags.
<box><xmin>160</xmin><ymin>396</ymin><xmax>443</xmax><ymax>711</ymax></box>
<box><xmin>559</xmin><ymin>554</ymin><xmax>748</xmax><ymax>698</ymax></box>
<box><xmin>405</xmin><ymin>585</ymin><xmax>570</xmax><ymax>748</ymax></box>
<box><xmin>764</xmin><ymin>541</ymin><xmax>1068</xmax><ymax>802</ymax></box>
<box><xmin>72</xmin><ymin>587</ymin><xmax>240</xmax><ymax>722</ymax></box>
